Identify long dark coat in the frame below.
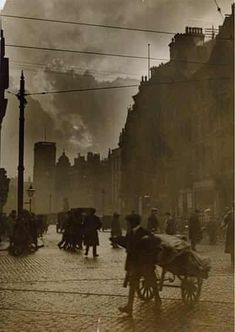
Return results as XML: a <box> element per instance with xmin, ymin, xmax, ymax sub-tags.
<box><xmin>124</xmin><ymin>226</ymin><xmax>155</xmax><ymax>272</ymax></box>
<box><xmin>224</xmin><ymin>211</ymin><xmax>234</xmax><ymax>254</ymax></box>
<box><xmin>83</xmin><ymin>215</ymin><xmax>102</xmax><ymax>246</ymax></box>
<box><xmin>147</xmin><ymin>215</ymin><xmax>159</xmax><ymax>232</ymax></box>
<box><xmin>189</xmin><ymin>213</ymin><xmax>202</xmax><ymax>243</ymax></box>
<box><xmin>111</xmin><ymin>216</ymin><xmax>122</xmax><ymax>237</ymax></box>
<box><xmin>165</xmin><ymin>217</ymin><xmax>177</xmax><ymax>235</ymax></box>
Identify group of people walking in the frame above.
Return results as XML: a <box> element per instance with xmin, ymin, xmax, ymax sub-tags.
<box><xmin>58</xmin><ymin>208</ymin><xmax>102</xmax><ymax>257</ymax></box>
<box><xmin>0</xmin><ymin>209</ymin><xmax>47</xmax><ymax>255</ymax></box>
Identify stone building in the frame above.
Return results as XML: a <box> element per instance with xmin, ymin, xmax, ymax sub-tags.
<box><xmin>55</xmin><ymin>151</ymin><xmax>71</xmax><ymax>211</ymax></box>
<box><xmin>109</xmin><ymin>147</ymin><xmax>122</xmax><ymax>213</ymax></box>
<box><xmin>32</xmin><ymin>140</ymin><xmax>113</xmax><ymax>215</ymax></box>
<box><xmin>60</xmin><ymin>151</ymin><xmax>112</xmax><ymax>214</ymax></box>
<box><xmin>33</xmin><ymin>142</ymin><xmax>56</xmax><ymax>214</ymax></box>
<box><xmin>119</xmin><ymin>6</ymin><xmax>234</xmax><ymax>218</ymax></box>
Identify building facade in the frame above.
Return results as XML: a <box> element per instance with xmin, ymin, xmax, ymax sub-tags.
<box><xmin>33</xmin><ymin>142</ymin><xmax>56</xmax><ymax>214</ymax></box>
<box><xmin>119</xmin><ymin>6</ymin><xmax>234</xmax><ymax>218</ymax></box>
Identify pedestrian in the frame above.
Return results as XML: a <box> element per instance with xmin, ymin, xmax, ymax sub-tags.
<box><xmin>110</xmin><ymin>213</ymin><xmax>122</xmax><ymax>248</ymax></box>
<box><xmin>222</xmin><ymin>206</ymin><xmax>234</xmax><ymax>266</ymax></box>
<box><xmin>74</xmin><ymin>212</ymin><xmax>84</xmax><ymax>250</ymax></box>
<box><xmin>205</xmin><ymin>209</ymin><xmax>217</xmax><ymax>245</ymax></box>
<box><xmin>30</xmin><ymin>213</ymin><xmax>39</xmax><ymax>250</ymax></box>
<box><xmin>147</xmin><ymin>208</ymin><xmax>159</xmax><ymax>233</ymax></box>
<box><xmin>58</xmin><ymin>212</ymin><xmax>70</xmax><ymax>249</ymax></box>
<box><xmin>118</xmin><ymin>213</ymin><xmax>161</xmax><ymax>316</ymax></box>
<box><xmin>83</xmin><ymin>208</ymin><xmax>102</xmax><ymax>257</ymax></box>
<box><xmin>188</xmin><ymin>209</ymin><xmax>202</xmax><ymax>251</ymax></box>
<box><xmin>8</xmin><ymin>210</ymin><xmax>16</xmax><ymax>248</ymax></box>
<box><xmin>165</xmin><ymin>212</ymin><xmax>177</xmax><ymax>235</ymax></box>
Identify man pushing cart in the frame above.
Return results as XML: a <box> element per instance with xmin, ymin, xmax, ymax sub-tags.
<box><xmin>115</xmin><ymin>213</ymin><xmax>211</xmax><ymax>316</ymax></box>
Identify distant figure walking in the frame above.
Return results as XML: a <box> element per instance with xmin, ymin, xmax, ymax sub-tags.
<box><xmin>165</xmin><ymin>212</ymin><xmax>177</xmax><ymax>235</ymax></box>
<box><xmin>110</xmin><ymin>213</ymin><xmax>122</xmax><ymax>248</ymax></box>
<box><xmin>84</xmin><ymin>209</ymin><xmax>102</xmax><ymax>257</ymax></box>
<box><xmin>147</xmin><ymin>208</ymin><xmax>159</xmax><ymax>233</ymax></box>
<box><xmin>223</xmin><ymin>207</ymin><xmax>234</xmax><ymax>266</ymax></box>
<box><xmin>189</xmin><ymin>210</ymin><xmax>202</xmax><ymax>251</ymax></box>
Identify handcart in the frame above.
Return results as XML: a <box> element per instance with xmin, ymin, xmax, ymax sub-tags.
<box><xmin>121</xmin><ymin>234</ymin><xmax>210</xmax><ymax>307</ymax></box>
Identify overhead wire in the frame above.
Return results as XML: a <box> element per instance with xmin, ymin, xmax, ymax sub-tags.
<box><xmin>213</xmin><ymin>0</ymin><xmax>224</xmax><ymax>19</ymax></box>
<box><xmin>7</xmin><ymin>76</ymin><xmax>232</xmax><ymax>97</ymax></box>
<box><xmin>10</xmin><ymin>60</ymin><xmax>142</xmax><ymax>78</ymax></box>
<box><xmin>1</xmin><ymin>13</ymin><xmax>232</xmax><ymax>41</ymax></box>
<box><xmin>5</xmin><ymin>43</ymin><xmax>232</xmax><ymax>66</ymax></box>
<box><xmin>1</xmin><ymin>13</ymin><xmax>177</xmax><ymax>36</ymax></box>
<box><xmin>5</xmin><ymin>43</ymin><xmax>168</xmax><ymax>61</ymax></box>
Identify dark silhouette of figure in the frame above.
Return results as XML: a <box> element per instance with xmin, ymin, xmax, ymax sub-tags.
<box><xmin>74</xmin><ymin>212</ymin><xmax>84</xmax><ymax>249</ymax></box>
<box><xmin>83</xmin><ymin>208</ymin><xmax>102</xmax><ymax>257</ymax></box>
<box><xmin>9</xmin><ymin>210</ymin><xmax>41</xmax><ymax>255</ymax></box>
<box><xmin>110</xmin><ymin>213</ymin><xmax>122</xmax><ymax>248</ymax></box>
<box><xmin>58</xmin><ymin>212</ymin><xmax>70</xmax><ymax>249</ymax></box>
<box><xmin>118</xmin><ymin>213</ymin><xmax>161</xmax><ymax>316</ymax></box>
<box><xmin>204</xmin><ymin>209</ymin><xmax>218</xmax><ymax>245</ymax></box>
<box><xmin>165</xmin><ymin>212</ymin><xmax>177</xmax><ymax>235</ymax></box>
<box><xmin>189</xmin><ymin>210</ymin><xmax>202</xmax><ymax>251</ymax></box>
<box><xmin>223</xmin><ymin>207</ymin><xmax>234</xmax><ymax>265</ymax></box>
<box><xmin>29</xmin><ymin>213</ymin><xmax>38</xmax><ymax>249</ymax></box>
<box><xmin>8</xmin><ymin>210</ymin><xmax>16</xmax><ymax>247</ymax></box>
<box><xmin>147</xmin><ymin>208</ymin><xmax>159</xmax><ymax>233</ymax></box>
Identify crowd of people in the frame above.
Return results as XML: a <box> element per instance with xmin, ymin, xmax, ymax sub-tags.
<box><xmin>1</xmin><ymin>204</ymin><xmax>233</xmax><ymax>265</ymax></box>
<box><xmin>0</xmin><ymin>204</ymin><xmax>233</xmax><ymax>317</ymax></box>
<box><xmin>57</xmin><ymin>208</ymin><xmax>102</xmax><ymax>257</ymax></box>
<box><xmin>0</xmin><ymin>209</ymin><xmax>47</xmax><ymax>255</ymax></box>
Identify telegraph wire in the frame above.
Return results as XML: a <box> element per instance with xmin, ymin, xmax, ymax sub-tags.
<box><xmin>6</xmin><ymin>43</ymin><xmax>162</xmax><ymax>61</ymax></box>
<box><xmin>10</xmin><ymin>60</ymin><xmax>142</xmax><ymax>78</ymax></box>
<box><xmin>213</xmin><ymin>0</ymin><xmax>224</xmax><ymax>19</ymax></box>
<box><xmin>5</xmin><ymin>43</ymin><xmax>232</xmax><ymax>66</ymax></box>
<box><xmin>1</xmin><ymin>13</ymin><xmax>177</xmax><ymax>36</ymax></box>
<box><xmin>7</xmin><ymin>76</ymin><xmax>232</xmax><ymax>97</ymax></box>
<box><xmin>1</xmin><ymin>13</ymin><xmax>232</xmax><ymax>41</ymax></box>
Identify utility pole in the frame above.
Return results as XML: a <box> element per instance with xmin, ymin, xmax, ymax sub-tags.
<box><xmin>147</xmin><ymin>43</ymin><xmax>151</xmax><ymax>80</ymax></box>
<box><xmin>0</xmin><ymin>29</ymin><xmax>9</xmax><ymax>166</ymax></box>
<box><xmin>17</xmin><ymin>71</ymin><xmax>27</xmax><ymax>218</ymax></box>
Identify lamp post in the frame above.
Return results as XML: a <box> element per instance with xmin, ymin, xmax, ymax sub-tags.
<box><xmin>26</xmin><ymin>184</ymin><xmax>36</xmax><ymax>213</ymax></box>
<box><xmin>17</xmin><ymin>71</ymin><xmax>27</xmax><ymax>218</ymax></box>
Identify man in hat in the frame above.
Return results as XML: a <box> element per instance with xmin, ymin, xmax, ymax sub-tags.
<box><xmin>83</xmin><ymin>208</ymin><xmax>102</xmax><ymax>257</ymax></box>
<box><xmin>147</xmin><ymin>208</ymin><xmax>159</xmax><ymax>233</ymax></box>
<box><xmin>118</xmin><ymin>213</ymin><xmax>161</xmax><ymax>316</ymax></box>
<box><xmin>189</xmin><ymin>209</ymin><xmax>202</xmax><ymax>251</ymax></box>
<box><xmin>110</xmin><ymin>212</ymin><xmax>122</xmax><ymax>248</ymax></box>
<box><xmin>165</xmin><ymin>212</ymin><xmax>177</xmax><ymax>235</ymax></box>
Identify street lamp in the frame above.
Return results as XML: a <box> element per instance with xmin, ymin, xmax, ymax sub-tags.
<box><xmin>27</xmin><ymin>184</ymin><xmax>36</xmax><ymax>213</ymax></box>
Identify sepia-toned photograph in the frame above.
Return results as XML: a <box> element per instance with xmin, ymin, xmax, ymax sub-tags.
<box><xmin>0</xmin><ymin>1</ymin><xmax>234</xmax><ymax>331</ymax></box>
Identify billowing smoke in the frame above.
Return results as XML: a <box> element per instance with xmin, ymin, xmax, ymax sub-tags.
<box><xmin>1</xmin><ymin>0</ymin><xmax>232</xmax><ymax>177</ymax></box>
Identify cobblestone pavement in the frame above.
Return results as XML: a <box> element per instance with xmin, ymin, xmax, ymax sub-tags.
<box><xmin>0</xmin><ymin>226</ymin><xmax>233</xmax><ymax>332</ymax></box>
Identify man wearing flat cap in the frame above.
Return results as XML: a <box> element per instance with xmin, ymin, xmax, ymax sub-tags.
<box><xmin>118</xmin><ymin>213</ymin><xmax>161</xmax><ymax>316</ymax></box>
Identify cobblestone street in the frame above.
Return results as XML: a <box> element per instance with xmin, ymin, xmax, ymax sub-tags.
<box><xmin>0</xmin><ymin>226</ymin><xmax>234</xmax><ymax>332</ymax></box>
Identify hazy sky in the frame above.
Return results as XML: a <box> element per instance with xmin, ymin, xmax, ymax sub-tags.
<box><xmin>0</xmin><ymin>0</ymin><xmax>233</xmax><ymax>177</ymax></box>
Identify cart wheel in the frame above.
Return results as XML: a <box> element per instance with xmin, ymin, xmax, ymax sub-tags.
<box><xmin>181</xmin><ymin>277</ymin><xmax>202</xmax><ymax>306</ymax></box>
<box><xmin>137</xmin><ymin>276</ymin><xmax>155</xmax><ymax>301</ymax></box>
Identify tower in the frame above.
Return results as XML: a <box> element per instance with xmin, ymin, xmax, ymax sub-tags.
<box><xmin>33</xmin><ymin>141</ymin><xmax>56</xmax><ymax>213</ymax></box>
<box><xmin>55</xmin><ymin>151</ymin><xmax>71</xmax><ymax>211</ymax></box>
